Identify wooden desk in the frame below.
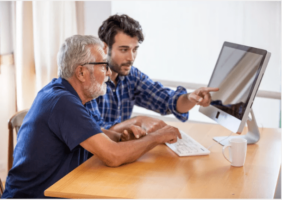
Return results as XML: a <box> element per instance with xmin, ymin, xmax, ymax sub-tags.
<box><xmin>44</xmin><ymin>122</ymin><xmax>281</xmax><ymax>198</ymax></box>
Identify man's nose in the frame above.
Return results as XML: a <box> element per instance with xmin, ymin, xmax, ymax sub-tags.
<box><xmin>127</xmin><ymin>51</ymin><xmax>135</xmax><ymax>61</ymax></box>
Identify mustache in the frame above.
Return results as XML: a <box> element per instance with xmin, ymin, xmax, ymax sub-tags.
<box><xmin>121</xmin><ymin>62</ymin><xmax>133</xmax><ymax>66</ymax></box>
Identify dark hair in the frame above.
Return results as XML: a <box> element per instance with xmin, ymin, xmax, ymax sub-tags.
<box><xmin>98</xmin><ymin>14</ymin><xmax>144</xmax><ymax>50</ymax></box>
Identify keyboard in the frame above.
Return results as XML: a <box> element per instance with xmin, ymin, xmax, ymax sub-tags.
<box><xmin>165</xmin><ymin>130</ymin><xmax>210</xmax><ymax>156</ymax></box>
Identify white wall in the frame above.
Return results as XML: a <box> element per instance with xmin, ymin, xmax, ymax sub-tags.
<box><xmin>83</xmin><ymin>1</ymin><xmax>281</xmax><ymax>128</ymax></box>
<box><xmin>84</xmin><ymin>1</ymin><xmax>111</xmax><ymax>37</ymax></box>
<box><xmin>110</xmin><ymin>1</ymin><xmax>281</xmax><ymax>128</ymax></box>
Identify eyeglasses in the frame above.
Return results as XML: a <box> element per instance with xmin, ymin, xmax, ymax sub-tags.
<box><xmin>82</xmin><ymin>62</ymin><xmax>109</xmax><ymax>72</ymax></box>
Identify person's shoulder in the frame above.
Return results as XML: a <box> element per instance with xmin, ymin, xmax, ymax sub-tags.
<box><xmin>44</xmin><ymin>78</ymin><xmax>78</xmax><ymax>98</ymax></box>
<box><xmin>40</xmin><ymin>78</ymin><xmax>66</xmax><ymax>93</ymax></box>
<box><xmin>39</xmin><ymin>78</ymin><xmax>81</xmax><ymax>109</ymax></box>
<box><xmin>56</xmin><ymin>93</ymin><xmax>81</xmax><ymax>109</ymax></box>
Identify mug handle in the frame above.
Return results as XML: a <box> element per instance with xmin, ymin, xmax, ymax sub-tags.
<box><xmin>222</xmin><ymin>144</ymin><xmax>232</xmax><ymax>163</ymax></box>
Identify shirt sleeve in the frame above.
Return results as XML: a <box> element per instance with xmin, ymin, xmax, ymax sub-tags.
<box><xmin>48</xmin><ymin>95</ymin><xmax>103</xmax><ymax>151</ymax></box>
<box><xmin>130</xmin><ymin>67</ymin><xmax>189</xmax><ymax>122</ymax></box>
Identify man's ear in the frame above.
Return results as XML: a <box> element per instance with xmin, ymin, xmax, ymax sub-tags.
<box><xmin>75</xmin><ymin>65</ymin><xmax>86</xmax><ymax>82</ymax></box>
<box><xmin>103</xmin><ymin>42</ymin><xmax>108</xmax><ymax>54</ymax></box>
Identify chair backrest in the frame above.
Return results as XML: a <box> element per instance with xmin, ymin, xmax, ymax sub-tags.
<box><xmin>0</xmin><ymin>178</ymin><xmax>4</xmax><ymax>197</ymax></box>
<box><xmin>7</xmin><ymin>109</ymin><xmax>29</xmax><ymax>172</ymax></box>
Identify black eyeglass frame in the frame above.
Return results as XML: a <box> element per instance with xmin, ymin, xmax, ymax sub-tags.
<box><xmin>82</xmin><ymin>62</ymin><xmax>109</xmax><ymax>71</ymax></box>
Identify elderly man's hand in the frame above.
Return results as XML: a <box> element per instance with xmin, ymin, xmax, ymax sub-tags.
<box><xmin>188</xmin><ymin>87</ymin><xmax>219</xmax><ymax>107</ymax></box>
<box><xmin>120</xmin><ymin>125</ymin><xmax>147</xmax><ymax>141</ymax></box>
<box><xmin>120</xmin><ymin>116</ymin><xmax>167</xmax><ymax>141</ymax></box>
<box><xmin>138</xmin><ymin>116</ymin><xmax>167</xmax><ymax>134</ymax></box>
<box><xmin>151</xmin><ymin>125</ymin><xmax>182</xmax><ymax>144</ymax></box>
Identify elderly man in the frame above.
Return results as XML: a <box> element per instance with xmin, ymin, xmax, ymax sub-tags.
<box><xmin>2</xmin><ymin>35</ymin><xmax>181</xmax><ymax>198</ymax></box>
<box><xmin>85</xmin><ymin>14</ymin><xmax>219</xmax><ymax>137</ymax></box>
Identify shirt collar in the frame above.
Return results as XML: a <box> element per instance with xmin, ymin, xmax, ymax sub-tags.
<box><xmin>108</xmin><ymin>75</ymin><xmax>125</xmax><ymax>85</ymax></box>
<box><xmin>118</xmin><ymin>75</ymin><xmax>125</xmax><ymax>81</ymax></box>
<box><xmin>57</xmin><ymin>77</ymin><xmax>80</xmax><ymax>99</ymax></box>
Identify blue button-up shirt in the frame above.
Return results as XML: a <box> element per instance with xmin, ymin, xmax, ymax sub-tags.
<box><xmin>85</xmin><ymin>66</ymin><xmax>189</xmax><ymax>129</ymax></box>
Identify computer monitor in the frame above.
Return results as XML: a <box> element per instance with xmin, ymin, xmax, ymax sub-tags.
<box><xmin>199</xmin><ymin>41</ymin><xmax>271</xmax><ymax>146</ymax></box>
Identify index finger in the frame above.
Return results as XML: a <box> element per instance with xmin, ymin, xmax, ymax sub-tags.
<box><xmin>203</xmin><ymin>87</ymin><xmax>219</xmax><ymax>92</ymax></box>
<box><xmin>176</xmin><ymin>128</ymin><xmax>182</xmax><ymax>139</ymax></box>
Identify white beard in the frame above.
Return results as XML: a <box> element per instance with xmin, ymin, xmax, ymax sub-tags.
<box><xmin>85</xmin><ymin>74</ymin><xmax>108</xmax><ymax>99</ymax></box>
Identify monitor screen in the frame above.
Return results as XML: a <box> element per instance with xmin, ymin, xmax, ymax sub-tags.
<box><xmin>208</xmin><ymin>42</ymin><xmax>266</xmax><ymax>120</ymax></box>
<box><xmin>199</xmin><ymin>41</ymin><xmax>270</xmax><ymax>145</ymax></box>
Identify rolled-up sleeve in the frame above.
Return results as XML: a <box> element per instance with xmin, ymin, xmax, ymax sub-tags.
<box><xmin>132</xmin><ymin>68</ymin><xmax>189</xmax><ymax>122</ymax></box>
<box><xmin>167</xmin><ymin>86</ymin><xmax>189</xmax><ymax>122</ymax></box>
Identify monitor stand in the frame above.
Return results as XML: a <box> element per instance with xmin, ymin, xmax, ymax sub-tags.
<box><xmin>213</xmin><ymin>109</ymin><xmax>260</xmax><ymax>146</ymax></box>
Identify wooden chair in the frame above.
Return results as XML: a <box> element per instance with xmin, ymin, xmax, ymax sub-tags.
<box><xmin>0</xmin><ymin>178</ymin><xmax>4</xmax><ymax>197</ymax></box>
<box><xmin>7</xmin><ymin>109</ymin><xmax>29</xmax><ymax>172</ymax></box>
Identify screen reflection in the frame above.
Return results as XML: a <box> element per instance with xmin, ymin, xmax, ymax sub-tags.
<box><xmin>209</xmin><ymin>46</ymin><xmax>263</xmax><ymax>120</ymax></box>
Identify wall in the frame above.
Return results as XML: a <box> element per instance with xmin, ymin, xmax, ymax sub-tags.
<box><xmin>82</xmin><ymin>1</ymin><xmax>281</xmax><ymax>128</ymax></box>
<box><xmin>110</xmin><ymin>1</ymin><xmax>281</xmax><ymax>128</ymax></box>
<box><xmin>84</xmin><ymin>1</ymin><xmax>111</xmax><ymax>37</ymax></box>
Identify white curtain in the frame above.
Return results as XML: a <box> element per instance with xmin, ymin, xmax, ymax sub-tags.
<box><xmin>13</xmin><ymin>1</ymin><xmax>78</xmax><ymax>111</ymax></box>
<box><xmin>14</xmin><ymin>2</ymin><xmax>35</xmax><ymax>111</ymax></box>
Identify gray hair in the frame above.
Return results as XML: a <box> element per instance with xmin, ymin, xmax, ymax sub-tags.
<box><xmin>57</xmin><ymin>35</ymin><xmax>104</xmax><ymax>79</ymax></box>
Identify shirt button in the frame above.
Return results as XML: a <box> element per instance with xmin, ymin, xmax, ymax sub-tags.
<box><xmin>113</xmin><ymin>89</ymin><xmax>115</xmax><ymax>92</ymax></box>
<box><xmin>118</xmin><ymin>106</ymin><xmax>120</xmax><ymax>110</ymax></box>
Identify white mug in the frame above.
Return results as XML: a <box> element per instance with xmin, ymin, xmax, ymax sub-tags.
<box><xmin>222</xmin><ymin>138</ymin><xmax>247</xmax><ymax>167</ymax></box>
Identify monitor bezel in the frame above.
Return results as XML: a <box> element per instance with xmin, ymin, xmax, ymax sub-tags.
<box><xmin>199</xmin><ymin>41</ymin><xmax>270</xmax><ymax>133</ymax></box>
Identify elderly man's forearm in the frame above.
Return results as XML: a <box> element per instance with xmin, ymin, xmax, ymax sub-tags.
<box><xmin>104</xmin><ymin>134</ymin><xmax>159</xmax><ymax>167</ymax></box>
<box><xmin>81</xmin><ymin>133</ymin><xmax>159</xmax><ymax>167</ymax></box>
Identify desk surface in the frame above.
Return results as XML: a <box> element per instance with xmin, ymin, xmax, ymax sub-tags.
<box><xmin>44</xmin><ymin>122</ymin><xmax>281</xmax><ymax>199</ymax></box>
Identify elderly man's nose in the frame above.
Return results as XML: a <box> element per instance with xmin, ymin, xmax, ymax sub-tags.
<box><xmin>106</xmin><ymin>68</ymin><xmax>112</xmax><ymax>76</ymax></box>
